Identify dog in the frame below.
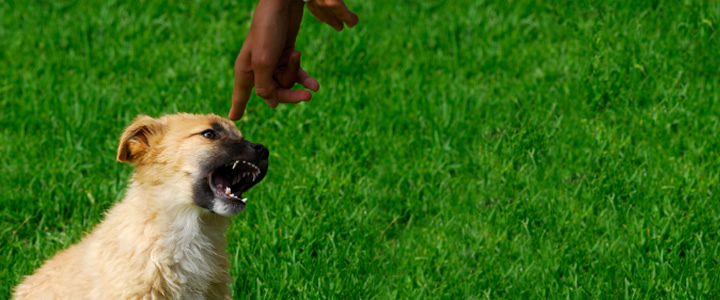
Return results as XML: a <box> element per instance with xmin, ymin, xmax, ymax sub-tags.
<box><xmin>13</xmin><ymin>113</ymin><xmax>268</xmax><ymax>299</ymax></box>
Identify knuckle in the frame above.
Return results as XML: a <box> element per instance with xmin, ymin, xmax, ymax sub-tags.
<box><xmin>251</xmin><ymin>54</ymin><xmax>275</xmax><ymax>69</ymax></box>
<box><xmin>328</xmin><ymin>0</ymin><xmax>345</xmax><ymax>10</ymax></box>
<box><xmin>234</xmin><ymin>51</ymin><xmax>251</xmax><ymax>72</ymax></box>
<box><xmin>254</xmin><ymin>87</ymin><xmax>273</xmax><ymax>99</ymax></box>
<box><xmin>234</xmin><ymin>62</ymin><xmax>250</xmax><ymax>74</ymax></box>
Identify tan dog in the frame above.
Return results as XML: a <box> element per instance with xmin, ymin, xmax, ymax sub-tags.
<box><xmin>14</xmin><ymin>113</ymin><xmax>268</xmax><ymax>299</ymax></box>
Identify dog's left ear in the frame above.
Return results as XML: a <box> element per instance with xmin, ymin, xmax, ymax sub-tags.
<box><xmin>117</xmin><ymin>115</ymin><xmax>165</xmax><ymax>164</ymax></box>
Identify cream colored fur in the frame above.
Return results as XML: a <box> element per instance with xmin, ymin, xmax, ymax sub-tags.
<box><xmin>13</xmin><ymin>114</ymin><xmax>258</xmax><ymax>299</ymax></box>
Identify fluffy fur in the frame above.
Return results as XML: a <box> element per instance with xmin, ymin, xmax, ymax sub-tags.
<box><xmin>14</xmin><ymin>113</ymin><xmax>268</xmax><ymax>299</ymax></box>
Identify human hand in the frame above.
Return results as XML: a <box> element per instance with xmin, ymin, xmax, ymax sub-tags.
<box><xmin>307</xmin><ymin>0</ymin><xmax>359</xmax><ymax>31</ymax></box>
<box><xmin>229</xmin><ymin>0</ymin><xmax>320</xmax><ymax>121</ymax></box>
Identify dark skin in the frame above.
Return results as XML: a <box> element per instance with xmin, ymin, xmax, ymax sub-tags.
<box><xmin>229</xmin><ymin>0</ymin><xmax>359</xmax><ymax>121</ymax></box>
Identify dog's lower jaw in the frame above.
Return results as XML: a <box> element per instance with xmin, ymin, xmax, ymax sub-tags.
<box><xmin>210</xmin><ymin>196</ymin><xmax>247</xmax><ymax>217</ymax></box>
<box><xmin>194</xmin><ymin>176</ymin><xmax>249</xmax><ymax>217</ymax></box>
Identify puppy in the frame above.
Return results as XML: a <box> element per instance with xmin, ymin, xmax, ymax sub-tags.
<box><xmin>14</xmin><ymin>113</ymin><xmax>268</xmax><ymax>299</ymax></box>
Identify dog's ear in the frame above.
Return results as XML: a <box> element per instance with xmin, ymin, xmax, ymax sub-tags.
<box><xmin>117</xmin><ymin>115</ymin><xmax>165</xmax><ymax>163</ymax></box>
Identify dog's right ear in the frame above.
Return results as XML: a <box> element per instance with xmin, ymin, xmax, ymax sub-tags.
<box><xmin>117</xmin><ymin>115</ymin><xmax>165</xmax><ymax>164</ymax></box>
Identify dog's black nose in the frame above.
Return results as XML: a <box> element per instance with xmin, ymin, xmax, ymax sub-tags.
<box><xmin>251</xmin><ymin>143</ymin><xmax>269</xmax><ymax>160</ymax></box>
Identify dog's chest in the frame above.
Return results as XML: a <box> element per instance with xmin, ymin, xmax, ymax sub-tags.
<box><xmin>162</xmin><ymin>214</ymin><xmax>228</xmax><ymax>298</ymax></box>
<box><xmin>173</xmin><ymin>236</ymin><xmax>215</xmax><ymax>295</ymax></box>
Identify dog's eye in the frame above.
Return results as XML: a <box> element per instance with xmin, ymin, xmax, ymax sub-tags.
<box><xmin>201</xmin><ymin>130</ymin><xmax>218</xmax><ymax>140</ymax></box>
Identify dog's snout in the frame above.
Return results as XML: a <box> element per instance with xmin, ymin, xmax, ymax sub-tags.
<box><xmin>251</xmin><ymin>143</ymin><xmax>269</xmax><ymax>160</ymax></box>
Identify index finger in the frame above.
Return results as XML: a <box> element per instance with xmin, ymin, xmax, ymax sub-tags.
<box><xmin>229</xmin><ymin>69</ymin><xmax>254</xmax><ymax>121</ymax></box>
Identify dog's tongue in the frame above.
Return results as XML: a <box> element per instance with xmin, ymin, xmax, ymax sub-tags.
<box><xmin>211</xmin><ymin>172</ymin><xmax>248</xmax><ymax>203</ymax></box>
<box><xmin>212</xmin><ymin>175</ymin><xmax>230</xmax><ymax>193</ymax></box>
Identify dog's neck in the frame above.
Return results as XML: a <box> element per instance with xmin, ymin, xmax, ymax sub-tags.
<box><xmin>106</xmin><ymin>179</ymin><xmax>232</xmax><ymax>297</ymax></box>
<box><xmin>160</xmin><ymin>204</ymin><xmax>230</xmax><ymax>298</ymax></box>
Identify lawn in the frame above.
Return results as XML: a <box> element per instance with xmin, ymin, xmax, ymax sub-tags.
<box><xmin>2</xmin><ymin>0</ymin><xmax>720</xmax><ymax>298</ymax></box>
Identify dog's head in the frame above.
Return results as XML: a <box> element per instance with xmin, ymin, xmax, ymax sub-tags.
<box><xmin>117</xmin><ymin>113</ymin><xmax>268</xmax><ymax>216</ymax></box>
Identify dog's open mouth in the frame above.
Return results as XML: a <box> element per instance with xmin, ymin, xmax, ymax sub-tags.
<box><xmin>207</xmin><ymin>160</ymin><xmax>262</xmax><ymax>203</ymax></box>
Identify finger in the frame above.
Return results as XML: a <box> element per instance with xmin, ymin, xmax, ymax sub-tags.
<box><xmin>306</xmin><ymin>3</ymin><xmax>325</xmax><ymax>22</ymax></box>
<box><xmin>252</xmin><ymin>52</ymin><xmax>279</xmax><ymax>101</ymax></box>
<box><xmin>260</xmin><ymin>81</ymin><xmax>280</xmax><ymax>108</ymax></box>
<box><xmin>276</xmin><ymin>88</ymin><xmax>312</xmax><ymax>103</ymax></box>
<box><xmin>309</xmin><ymin>5</ymin><xmax>343</xmax><ymax>31</ymax></box>
<box><xmin>263</xmin><ymin>97</ymin><xmax>280</xmax><ymax>108</ymax></box>
<box><xmin>277</xmin><ymin>51</ymin><xmax>301</xmax><ymax>88</ymax></box>
<box><xmin>346</xmin><ymin>11</ymin><xmax>359</xmax><ymax>27</ymax></box>
<box><xmin>230</xmin><ymin>49</ymin><xmax>254</xmax><ymax>121</ymax></box>
<box><xmin>327</xmin><ymin>0</ymin><xmax>357</xmax><ymax>27</ymax></box>
<box><xmin>324</xmin><ymin>13</ymin><xmax>344</xmax><ymax>31</ymax></box>
<box><xmin>230</xmin><ymin>69</ymin><xmax>254</xmax><ymax>121</ymax></box>
<box><xmin>297</xmin><ymin>67</ymin><xmax>319</xmax><ymax>92</ymax></box>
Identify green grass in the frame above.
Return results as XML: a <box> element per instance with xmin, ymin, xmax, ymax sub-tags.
<box><xmin>2</xmin><ymin>0</ymin><xmax>720</xmax><ymax>298</ymax></box>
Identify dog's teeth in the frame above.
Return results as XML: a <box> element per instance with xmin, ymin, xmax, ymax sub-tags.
<box><xmin>252</xmin><ymin>173</ymin><xmax>256</xmax><ymax>182</ymax></box>
<box><xmin>232</xmin><ymin>161</ymin><xmax>238</xmax><ymax>169</ymax></box>
<box><xmin>241</xmin><ymin>197</ymin><xmax>247</xmax><ymax>203</ymax></box>
<box><xmin>225</xmin><ymin>187</ymin><xmax>231</xmax><ymax>195</ymax></box>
